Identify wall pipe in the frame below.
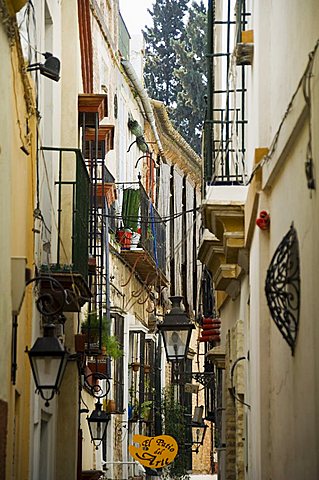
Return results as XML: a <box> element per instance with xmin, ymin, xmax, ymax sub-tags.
<box><xmin>121</xmin><ymin>59</ymin><xmax>166</xmax><ymax>163</ymax></box>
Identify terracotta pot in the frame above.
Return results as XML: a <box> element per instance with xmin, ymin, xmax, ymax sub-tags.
<box><xmin>74</xmin><ymin>333</ymin><xmax>86</xmax><ymax>353</ymax></box>
<box><xmin>116</xmin><ymin>229</ymin><xmax>132</xmax><ymax>249</ymax></box>
<box><xmin>106</xmin><ymin>399</ymin><xmax>116</xmax><ymax>413</ymax></box>
<box><xmin>131</xmin><ymin>362</ymin><xmax>140</xmax><ymax>372</ymax></box>
<box><xmin>87</xmin><ymin>354</ymin><xmax>108</xmax><ymax>374</ymax></box>
<box><xmin>84</xmin><ymin>365</ymin><xmax>99</xmax><ymax>388</ymax></box>
<box><xmin>144</xmin><ymin>364</ymin><xmax>151</xmax><ymax>374</ymax></box>
<box><xmin>81</xmin><ymin>329</ymin><xmax>100</xmax><ymax>353</ymax></box>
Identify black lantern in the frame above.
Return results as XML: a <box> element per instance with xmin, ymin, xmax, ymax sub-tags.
<box><xmin>87</xmin><ymin>400</ymin><xmax>110</xmax><ymax>448</ymax></box>
<box><xmin>191</xmin><ymin>420</ymin><xmax>208</xmax><ymax>452</ymax></box>
<box><xmin>158</xmin><ymin>296</ymin><xmax>194</xmax><ymax>362</ymax></box>
<box><xmin>27</xmin><ymin>324</ymin><xmax>69</xmax><ymax>406</ymax></box>
<box><xmin>191</xmin><ymin>406</ymin><xmax>208</xmax><ymax>453</ymax></box>
<box><xmin>27</xmin><ymin>52</ymin><xmax>60</xmax><ymax>82</ymax></box>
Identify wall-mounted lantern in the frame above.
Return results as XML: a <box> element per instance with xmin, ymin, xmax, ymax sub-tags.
<box><xmin>191</xmin><ymin>406</ymin><xmax>208</xmax><ymax>453</ymax></box>
<box><xmin>25</xmin><ymin>276</ymin><xmax>69</xmax><ymax>405</ymax></box>
<box><xmin>27</xmin><ymin>324</ymin><xmax>69</xmax><ymax>406</ymax></box>
<box><xmin>191</xmin><ymin>420</ymin><xmax>208</xmax><ymax>452</ymax></box>
<box><xmin>87</xmin><ymin>400</ymin><xmax>111</xmax><ymax>449</ymax></box>
<box><xmin>158</xmin><ymin>296</ymin><xmax>194</xmax><ymax>362</ymax></box>
<box><xmin>27</xmin><ymin>52</ymin><xmax>60</xmax><ymax>82</ymax></box>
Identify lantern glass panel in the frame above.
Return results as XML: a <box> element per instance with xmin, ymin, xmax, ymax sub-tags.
<box><xmin>88</xmin><ymin>419</ymin><xmax>108</xmax><ymax>441</ymax></box>
<box><xmin>31</xmin><ymin>356</ymin><xmax>64</xmax><ymax>389</ymax></box>
<box><xmin>163</xmin><ymin>329</ymin><xmax>190</xmax><ymax>360</ymax></box>
<box><xmin>87</xmin><ymin>403</ymin><xmax>110</xmax><ymax>445</ymax></box>
<box><xmin>191</xmin><ymin>422</ymin><xmax>207</xmax><ymax>446</ymax></box>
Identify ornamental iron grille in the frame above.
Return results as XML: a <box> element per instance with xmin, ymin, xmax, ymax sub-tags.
<box><xmin>265</xmin><ymin>224</ymin><xmax>300</xmax><ymax>355</ymax></box>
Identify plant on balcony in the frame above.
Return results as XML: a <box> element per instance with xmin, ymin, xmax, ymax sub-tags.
<box><xmin>130</xmin><ymin>361</ymin><xmax>140</xmax><ymax>372</ymax></box>
<box><xmin>140</xmin><ymin>400</ymin><xmax>153</xmax><ymax>421</ymax></box>
<box><xmin>116</xmin><ymin>227</ymin><xmax>133</xmax><ymax>249</ymax></box>
<box><xmin>122</xmin><ymin>188</ymin><xmax>140</xmax><ymax>231</ymax></box>
<box><xmin>81</xmin><ymin>313</ymin><xmax>123</xmax><ymax>359</ymax></box>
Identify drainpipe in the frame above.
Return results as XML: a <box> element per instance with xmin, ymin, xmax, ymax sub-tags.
<box><xmin>121</xmin><ymin>59</ymin><xmax>166</xmax><ymax>163</ymax></box>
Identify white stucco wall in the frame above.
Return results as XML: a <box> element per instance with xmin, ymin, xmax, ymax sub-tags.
<box><xmin>246</xmin><ymin>1</ymin><xmax>319</xmax><ymax>478</ymax></box>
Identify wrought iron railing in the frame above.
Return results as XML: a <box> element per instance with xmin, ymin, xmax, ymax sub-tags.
<box><xmin>118</xmin><ymin>183</ymin><xmax>166</xmax><ymax>274</ymax></box>
<box><xmin>139</xmin><ymin>184</ymin><xmax>166</xmax><ymax>273</ymax></box>
<box><xmin>205</xmin><ymin>0</ymin><xmax>250</xmax><ymax>185</ymax></box>
<box><xmin>41</xmin><ymin>147</ymin><xmax>90</xmax><ymax>279</ymax></box>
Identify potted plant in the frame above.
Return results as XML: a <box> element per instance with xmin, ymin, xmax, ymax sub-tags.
<box><xmin>81</xmin><ymin>312</ymin><xmax>102</xmax><ymax>352</ymax></box>
<box><xmin>87</xmin><ymin>348</ymin><xmax>108</xmax><ymax>374</ymax></box>
<box><xmin>81</xmin><ymin>313</ymin><xmax>123</xmax><ymax>359</ymax></box>
<box><xmin>104</xmin><ymin>335</ymin><xmax>123</xmax><ymax>360</ymax></box>
<box><xmin>116</xmin><ymin>227</ymin><xmax>133</xmax><ymax>249</ymax></box>
<box><xmin>144</xmin><ymin>364</ymin><xmax>151</xmax><ymax>374</ymax></box>
<box><xmin>130</xmin><ymin>361</ymin><xmax>140</xmax><ymax>372</ymax></box>
<box><xmin>105</xmin><ymin>399</ymin><xmax>116</xmax><ymax>413</ymax></box>
<box><xmin>140</xmin><ymin>400</ymin><xmax>153</xmax><ymax>421</ymax></box>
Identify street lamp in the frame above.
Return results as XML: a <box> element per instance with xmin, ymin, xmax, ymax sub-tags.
<box><xmin>87</xmin><ymin>400</ymin><xmax>110</xmax><ymax>448</ymax></box>
<box><xmin>27</xmin><ymin>324</ymin><xmax>69</xmax><ymax>406</ymax></box>
<box><xmin>191</xmin><ymin>406</ymin><xmax>208</xmax><ymax>453</ymax></box>
<box><xmin>27</xmin><ymin>52</ymin><xmax>60</xmax><ymax>82</ymax></box>
<box><xmin>158</xmin><ymin>296</ymin><xmax>194</xmax><ymax>362</ymax></box>
<box><xmin>191</xmin><ymin>420</ymin><xmax>208</xmax><ymax>453</ymax></box>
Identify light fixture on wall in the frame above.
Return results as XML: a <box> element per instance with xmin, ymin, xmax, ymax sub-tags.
<box><xmin>190</xmin><ymin>406</ymin><xmax>208</xmax><ymax>453</ymax></box>
<box><xmin>26</xmin><ymin>323</ymin><xmax>69</xmax><ymax>406</ymax></box>
<box><xmin>191</xmin><ymin>421</ymin><xmax>208</xmax><ymax>453</ymax></box>
<box><xmin>158</xmin><ymin>296</ymin><xmax>194</xmax><ymax>362</ymax></box>
<box><xmin>24</xmin><ymin>276</ymin><xmax>69</xmax><ymax>405</ymax></box>
<box><xmin>27</xmin><ymin>52</ymin><xmax>60</xmax><ymax>82</ymax></box>
<box><xmin>83</xmin><ymin>371</ymin><xmax>111</xmax><ymax>448</ymax></box>
<box><xmin>127</xmin><ymin>117</ymin><xmax>149</xmax><ymax>153</ymax></box>
<box><xmin>87</xmin><ymin>400</ymin><xmax>111</xmax><ymax>449</ymax></box>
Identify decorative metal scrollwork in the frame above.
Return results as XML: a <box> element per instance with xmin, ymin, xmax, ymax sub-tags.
<box><xmin>265</xmin><ymin>224</ymin><xmax>300</xmax><ymax>355</ymax></box>
<box><xmin>84</xmin><ymin>372</ymin><xmax>110</xmax><ymax>399</ymax></box>
<box><xmin>178</xmin><ymin>371</ymin><xmax>215</xmax><ymax>389</ymax></box>
<box><xmin>26</xmin><ymin>275</ymin><xmax>67</xmax><ymax>318</ymax></box>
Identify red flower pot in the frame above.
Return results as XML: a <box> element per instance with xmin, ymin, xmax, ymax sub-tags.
<box><xmin>116</xmin><ymin>229</ymin><xmax>132</xmax><ymax>249</ymax></box>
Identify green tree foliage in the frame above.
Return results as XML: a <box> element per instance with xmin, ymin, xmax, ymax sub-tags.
<box><xmin>173</xmin><ymin>1</ymin><xmax>207</xmax><ymax>153</ymax></box>
<box><xmin>143</xmin><ymin>0</ymin><xmax>188</xmax><ymax>106</ymax></box>
<box><xmin>143</xmin><ymin>1</ymin><xmax>207</xmax><ymax>154</ymax></box>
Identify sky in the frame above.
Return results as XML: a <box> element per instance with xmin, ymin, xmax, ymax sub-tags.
<box><xmin>119</xmin><ymin>0</ymin><xmax>208</xmax><ymax>37</ymax></box>
<box><xmin>119</xmin><ymin>0</ymin><xmax>153</xmax><ymax>36</ymax></box>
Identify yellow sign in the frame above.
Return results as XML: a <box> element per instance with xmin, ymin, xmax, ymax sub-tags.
<box><xmin>129</xmin><ymin>434</ymin><xmax>178</xmax><ymax>469</ymax></box>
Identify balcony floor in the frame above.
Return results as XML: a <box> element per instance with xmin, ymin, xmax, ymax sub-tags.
<box><xmin>116</xmin><ymin>248</ymin><xmax>168</xmax><ymax>287</ymax></box>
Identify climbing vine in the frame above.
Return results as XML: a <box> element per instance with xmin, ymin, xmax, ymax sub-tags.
<box><xmin>161</xmin><ymin>386</ymin><xmax>190</xmax><ymax>480</ymax></box>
